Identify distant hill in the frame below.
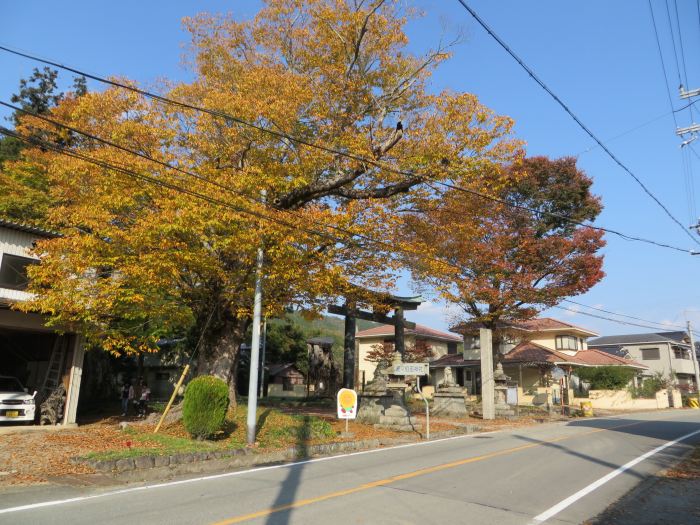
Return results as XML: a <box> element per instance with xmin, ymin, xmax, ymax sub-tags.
<box><xmin>273</xmin><ymin>312</ymin><xmax>380</xmax><ymax>364</ymax></box>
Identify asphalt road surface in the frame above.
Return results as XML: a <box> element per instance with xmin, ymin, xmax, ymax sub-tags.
<box><xmin>1</xmin><ymin>410</ymin><xmax>699</xmax><ymax>525</ymax></box>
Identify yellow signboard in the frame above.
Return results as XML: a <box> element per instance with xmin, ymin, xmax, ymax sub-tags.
<box><xmin>337</xmin><ymin>388</ymin><xmax>358</xmax><ymax>419</ymax></box>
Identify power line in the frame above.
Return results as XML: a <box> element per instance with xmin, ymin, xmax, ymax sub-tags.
<box><xmin>665</xmin><ymin>0</ymin><xmax>684</xmax><ymax>89</ymax></box>
<box><xmin>437</xmin><ymin>180</ymin><xmax>692</xmax><ymax>253</ymax></box>
<box><xmin>649</xmin><ymin>0</ymin><xmax>680</xmax><ymax>129</ymax></box>
<box><xmin>0</xmin><ymin>101</ymin><xmax>409</xmax><ymax>255</ymax></box>
<box><xmin>553</xmin><ymin>304</ymin><xmax>691</xmax><ymax>333</ymax></box>
<box><xmin>5</xmin><ymin>116</ymin><xmax>697</xmax><ymax>340</ymax></box>
<box><xmin>649</xmin><ymin>1</ymin><xmax>698</xmax><ymax>227</ymax></box>
<box><xmin>0</xmin><ymin>49</ymin><xmax>693</xmax><ymax>255</ymax></box>
<box><xmin>672</xmin><ymin>0</ymin><xmax>693</xmax><ymax>120</ymax></box>
<box><xmin>0</xmin><ymin>126</ymin><xmax>352</xmax><ymax>247</ymax></box>
<box><xmin>575</xmin><ymin>99</ymin><xmax>698</xmax><ymax>157</ymax></box>
<box><xmin>452</xmin><ymin>0</ymin><xmax>700</xmax><ymax>248</ymax></box>
<box><xmin>562</xmin><ymin>299</ymin><xmax>687</xmax><ymax>331</ymax></box>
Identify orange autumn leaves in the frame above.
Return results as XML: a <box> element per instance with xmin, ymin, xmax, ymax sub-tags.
<box><xmin>5</xmin><ymin>1</ymin><xmax>598</xmax><ymax>359</ymax></box>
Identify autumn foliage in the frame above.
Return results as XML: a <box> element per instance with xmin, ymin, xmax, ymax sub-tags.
<box><xmin>405</xmin><ymin>156</ymin><xmax>605</xmax><ymax>328</ymax></box>
<box><xmin>365</xmin><ymin>339</ymin><xmax>434</xmax><ymax>365</ymax></box>
<box><xmin>4</xmin><ymin>0</ymin><xmax>521</xmax><ymax>399</ymax></box>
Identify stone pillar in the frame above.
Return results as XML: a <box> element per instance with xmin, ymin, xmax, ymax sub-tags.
<box><xmin>480</xmin><ymin>328</ymin><xmax>495</xmax><ymax>420</ymax></box>
<box><xmin>343</xmin><ymin>304</ymin><xmax>357</xmax><ymax>389</ymax></box>
<box><xmin>63</xmin><ymin>334</ymin><xmax>85</xmax><ymax>426</ymax></box>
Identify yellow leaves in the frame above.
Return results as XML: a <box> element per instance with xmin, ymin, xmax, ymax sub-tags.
<box><xmin>5</xmin><ymin>0</ymin><xmax>532</xmax><ymax>358</ymax></box>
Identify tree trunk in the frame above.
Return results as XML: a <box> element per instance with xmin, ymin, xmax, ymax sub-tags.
<box><xmin>196</xmin><ymin>313</ymin><xmax>248</xmax><ymax>410</ymax></box>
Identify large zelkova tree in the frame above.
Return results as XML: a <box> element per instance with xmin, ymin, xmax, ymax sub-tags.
<box><xmin>405</xmin><ymin>156</ymin><xmax>606</xmax><ymax>335</ymax></box>
<box><xmin>10</xmin><ymin>0</ymin><xmax>521</xmax><ymax>400</ymax></box>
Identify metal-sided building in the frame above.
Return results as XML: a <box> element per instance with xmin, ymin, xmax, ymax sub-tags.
<box><xmin>0</xmin><ymin>219</ymin><xmax>85</xmax><ymax>425</ymax></box>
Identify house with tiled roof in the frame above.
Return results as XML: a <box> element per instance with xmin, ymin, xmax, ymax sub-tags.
<box><xmin>355</xmin><ymin>323</ymin><xmax>462</xmax><ymax>388</ymax></box>
<box><xmin>589</xmin><ymin>331</ymin><xmax>698</xmax><ymax>393</ymax></box>
<box><xmin>430</xmin><ymin>318</ymin><xmax>646</xmax><ymax>401</ymax></box>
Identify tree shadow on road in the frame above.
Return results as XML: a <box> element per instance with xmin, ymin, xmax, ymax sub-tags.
<box><xmin>264</xmin><ymin>415</ymin><xmax>312</xmax><ymax>525</ymax></box>
<box><xmin>511</xmin><ymin>415</ymin><xmax>700</xmax><ymax>480</ymax></box>
<box><xmin>566</xmin><ymin>417</ymin><xmax>700</xmax><ymax>442</ymax></box>
<box><xmin>512</xmin><ymin>433</ymin><xmax>646</xmax><ymax>480</ymax></box>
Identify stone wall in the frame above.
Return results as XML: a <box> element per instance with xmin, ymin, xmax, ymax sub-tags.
<box><xmin>572</xmin><ymin>389</ymin><xmax>676</xmax><ymax>411</ymax></box>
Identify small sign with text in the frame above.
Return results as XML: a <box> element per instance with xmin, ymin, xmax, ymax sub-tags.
<box><xmin>392</xmin><ymin>363</ymin><xmax>428</xmax><ymax>376</ymax></box>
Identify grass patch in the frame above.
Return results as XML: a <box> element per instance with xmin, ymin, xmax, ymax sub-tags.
<box><xmin>83</xmin><ymin>425</ymin><xmax>222</xmax><ymax>461</ymax></box>
<box><xmin>81</xmin><ymin>406</ymin><xmax>337</xmax><ymax>462</ymax></box>
<box><xmin>227</xmin><ymin>407</ymin><xmax>335</xmax><ymax>449</ymax></box>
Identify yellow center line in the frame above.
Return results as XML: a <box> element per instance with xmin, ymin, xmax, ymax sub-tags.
<box><xmin>210</xmin><ymin>417</ymin><xmax>672</xmax><ymax>524</ymax></box>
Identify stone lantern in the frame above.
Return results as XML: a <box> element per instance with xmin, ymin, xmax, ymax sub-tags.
<box><xmin>493</xmin><ymin>362</ymin><xmax>515</xmax><ymax>418</ymax></box>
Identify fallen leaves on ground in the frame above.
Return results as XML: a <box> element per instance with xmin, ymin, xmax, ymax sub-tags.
<box><xmin>0</xmin><ymin>406</ymin><xmax>542</xmax><ymax>488</ymax></box>
<box><xmin>664</xmin><ymin>445</ymin><xmax>700</xmax><ymax>480</ymax></box>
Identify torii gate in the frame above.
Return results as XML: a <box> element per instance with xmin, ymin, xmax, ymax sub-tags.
<box><xmin>328</xmin><ymin>293</ymin><xmax>423</xmax><ymax>389</ymax></box>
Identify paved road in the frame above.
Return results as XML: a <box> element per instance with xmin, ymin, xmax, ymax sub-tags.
<box><xmin>1</xmin><ymin>410</ymin><xmax>699</xmax><ymax>525</ymax></box>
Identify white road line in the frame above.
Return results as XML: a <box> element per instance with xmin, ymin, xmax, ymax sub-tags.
<box><xmin>530</xmin><ymin>427</ymin><xmax>700</xmax><ymax>524</ymax></box>
<box><xmin>0</xmin><ymin>429</ymin><xmax>503</xmax><ymax>515</ymax></box>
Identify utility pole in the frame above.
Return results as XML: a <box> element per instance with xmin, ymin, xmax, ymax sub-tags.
<box><xmin>688</xmin><ymin>321</ymin><xmax>700</xmax><ymax>397</ymax></box>
<box><xmin>258</xmin><ymin>318</ymin><xmax>267</xmax><ymax>398</ymax></box>
<box><xmin>246</xmin><ymin>191</ymin><xmax>266</xmax><ymax>446</ymax></box>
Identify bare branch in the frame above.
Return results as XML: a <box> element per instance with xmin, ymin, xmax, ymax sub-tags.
<box><xmin>330</xmin><ymin>174</ymin><xmax>424</xmax><ymax>200</ymax></box>
<box><xmin>346</xmin><ymin>0</ymin><xmax>386</xmax><ymax>78</ymax></box>
<box><xmin>372</xmin><ymin>121</ymin><xmax>403</xmax><ymax>158</ymax></box>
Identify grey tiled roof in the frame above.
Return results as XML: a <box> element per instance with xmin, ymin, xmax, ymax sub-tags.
<box><xmin>589</xmin><ymin>331</ymin><xmax>689</xmax><ymax>347</ymax></box>
<box><xmin>0</xmin><ymin>218</ymin><xmax>60</xmax><ymax>238</ymax></box>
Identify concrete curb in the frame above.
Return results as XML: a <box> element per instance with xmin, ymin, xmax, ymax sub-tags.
<box><xmin>72</xmin><ymin>425</ymin><xmax>480</xmax><ymax>483</ymax></box>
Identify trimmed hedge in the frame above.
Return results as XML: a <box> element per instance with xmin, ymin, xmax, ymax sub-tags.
<box><xmin>183</xmin><ymin>375</ymin><xmax>230</xmax><ymax>439</ymax></box>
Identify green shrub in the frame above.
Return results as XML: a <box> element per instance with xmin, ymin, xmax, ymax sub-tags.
<box><xmin>183</xmin><ymin>375</ymin><xmax>230</xmax><ymax>439</ymax></box>
<box><xmin>576</xmin><ymin>366</ymin><xmax>635</xmax><ymax>390</ymax></box>
<box><xmin>630</xmin><ymin>372</ymin><xmax>670</xmax><ymax>399</ymax></box>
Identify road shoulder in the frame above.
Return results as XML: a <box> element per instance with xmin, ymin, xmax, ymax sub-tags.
<box><xmin>591</xmin><ymin>444</ymin><xmax>700</xmax><ymax>525</ymax></box>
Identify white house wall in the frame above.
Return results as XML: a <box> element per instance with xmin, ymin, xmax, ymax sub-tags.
<box><xmin>0</xmin><ymin>226</ymin><xmax>39</xmax><ymax>302</ymax></box>
<box><xmin>621</xmin><ymin>343</ymin><xmax>695</xmax><ymax>380</ymax></box>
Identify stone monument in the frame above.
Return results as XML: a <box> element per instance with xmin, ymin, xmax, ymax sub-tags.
<box><xmin>431</xmin><ymin>366</ymin><xmax>469</xmax><ymax>418</ymax></box>
<box><xmin>356</xmin><ymin>357</ymin><xmax>419</xmax><ymax>432</ymax></box>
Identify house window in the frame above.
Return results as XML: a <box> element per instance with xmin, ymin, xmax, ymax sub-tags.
<box><xmin>383</xmin><ymin>339</ymin><xmax>395</xmax><ymax>352</ymax></box>
<box><xmin>555</xmin><ymin>335</ymin><xmax>579</xmax><ymax>351</ymax></box>
<box><xmin>0</xmin><ymin>254</ymin><xmax>37</xmax><ymax>290</ymax></box>
<box><xmin>447</xmin><ymin>342</ymin><xmax>457</xmax><ymax>355</ymax></box>
<box><xmin>282</xmin><ymin>378</ymin><xmax>294</xmax><ymax>391</ymax></box>
<box><xmin>674</xmin><ymin>348</ymin><xmax>690</xmax><ymax>360</ymax></box>
<box><xmin>466</xmin><ymin>336</ymin><xmax>480</xmax><ymax>350</ymax></box>
<box><xmin>641</xmin><ymin>348</ymin><xmax>660</xmax><ymax>360</ymax></box>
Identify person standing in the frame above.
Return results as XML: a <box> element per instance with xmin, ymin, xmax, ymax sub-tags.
<box><xmin>132</xmin><ymin>378</ymin><xmax>142</xmax><ymax>414</ymax></box>
<box><xmin>138</xmin><ymin>381</ymin><xmax>151</xmax><ymax>418</ymax></box>
<box><xmin>120</xmin><ymin>381</ymin><xmax>131</xmax><ymax>417</ymax></box>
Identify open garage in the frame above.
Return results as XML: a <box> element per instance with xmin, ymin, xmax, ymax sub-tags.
<box><xmin>0</xmin><ymin>220</ymin><xmax>85</xmax><ymax>425</ymax></box>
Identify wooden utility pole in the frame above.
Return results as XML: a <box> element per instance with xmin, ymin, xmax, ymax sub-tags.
<box><xmin>342</xmin><ymin>302</ymin><xmax>357</xmax><ymax>389</ymax></box>
<box><xmin>480</xmin><ymin>328</ymin><xmax>495</xmax><ymax>420</ymax></box>
<box><xmin>394</xmin><ymin>306</ymin><xmax>405</xmax><ymax>358</ymax></box>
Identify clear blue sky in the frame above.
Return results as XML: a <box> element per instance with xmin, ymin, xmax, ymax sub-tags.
<box><xmin>2</xmin><ymin>1</ymin><xmax>699</xmax><ymax>336</ymax></box>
